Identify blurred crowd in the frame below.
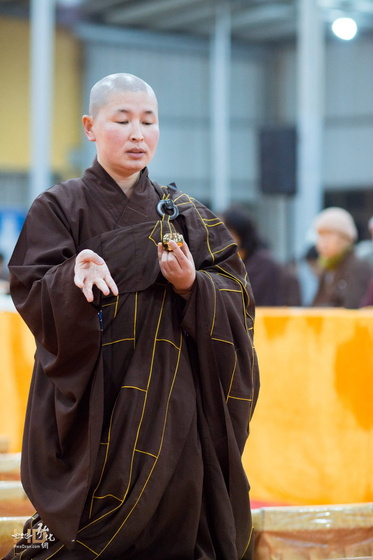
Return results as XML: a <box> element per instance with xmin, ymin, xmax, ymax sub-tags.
<box><xmin>221</xmin><ymin>206</ymin><xmax>373</xmax><ymax>309</ymax></box>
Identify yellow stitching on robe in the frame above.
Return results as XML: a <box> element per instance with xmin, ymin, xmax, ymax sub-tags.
<box><xmin>211</xmin><ymin>337</ymin><xmax>234</xmax><ymax>345</ymax></box>
<box><xmin>82</xmin><ymin>288</ymin><xmax>169</xmax><ymax>529</ymax></box>
<box><xmin>200</xmin><ymin>270</ymin><xmax>217</xmax><ymax>336</ymax></box>
<box><xmin>156</xmin><ymin>338</ymin><xmax>181</xmax><ymax>350</ymax></box>
<box><xmin>74</xmin><ymin>540</ymin><xmax>99</xmax><ymax>555</ymax></box>
<box><xmin>92</xmin><ymin>331</ymin><xmax>183</xmax><ymax>557</ymax></box>
<box><xmin>213</xmin><ymin>243</ymin><xmax>236</xmax><ymax>255</ymax></box>
<box><xmin>133</xmin><ymin>292</ymin><xmax>138</xmax><ymax>349</ymax></box>
<box><xmin>121</xmin><ymin>385</ymin><xmax>147</xmax><ymax>392</ymax></box>
<box><xmin>135</xmin><ymin>448</ymin><xmax>158</xmax><ymax>459</ymax></box>
<box><xmin>113</xmin><ymin>295</ymin><xmax>119</xmax><ymax>319</ymax></box>
<box><xmin>228</xmin><ymin>395</ymin><xmax>253</xmax><ymax>402</ymax></box>
<box><xmin>240</xmin><ymin>525</ymin><xmax>254</xmax><ymax>560</ymax></box>
<box><xmin>102</xmin><ymin>337</ymin><xmax>135</xmax><ymax>346</ymax></box>
<box><xmin>226</xmin><ymin>349</ymin><xmax>237</xmax><ymax>402</ymax></box>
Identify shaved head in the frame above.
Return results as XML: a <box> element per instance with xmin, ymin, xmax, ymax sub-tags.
<box><xmin>89</xmin><ymin>73</ymin><xmax>157</xmax><ymax>118</ymax></box>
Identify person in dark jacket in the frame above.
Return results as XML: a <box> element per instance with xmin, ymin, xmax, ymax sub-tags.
<box><xmin>222</xmin><ymin>205</ymin><xmax>301</xmax><ymax>306</ymax></box>
<box><xmin>311</xmin><ymin>207</ymin><xmax>372</xmax><ymax>309</ymax></box>
<box><xmin>360</xmin><ymin>277</ymin><xmax>373</xmax><ymax>307</ymax></box>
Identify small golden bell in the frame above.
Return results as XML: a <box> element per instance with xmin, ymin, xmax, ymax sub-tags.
<box><xmin>162</xmin><ymin>232</ymin><xmax>184</xmax><ymax>251</ymax></box>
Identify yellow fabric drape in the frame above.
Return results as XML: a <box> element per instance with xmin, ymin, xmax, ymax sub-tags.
<box><xmin>244</xmin><ymin>307</ymin><xmax>373</xmax><ymax>505</ymax></box>
<box><xmin>0</xmin><ymin>311</ymin><xmax>34</xmax><ymax>453</ymax></box>
<box><xmin>1</xmin><ymin>308</ymin><xmax>372</xmax><ymax>505</ymax></box>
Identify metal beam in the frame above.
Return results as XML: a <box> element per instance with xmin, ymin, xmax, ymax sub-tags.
<box><xmin>293</xmin><ymin>0</ymin><xmax>325</xmax><ymax>258</ymax></box>
<box><xmin>29</xmin><ymin>0</ymin><xmax>56</xmax><ymax>205</ymax></box>
<box><xmin>79</xmin><ymin>0</ymin><xmax>131</xmax><ymax>15</ymax></box>
<box><xmin>210</xmin><ymin>0</ymin><xmax>231</xmax><ymax>212</ymax></box>
<box><xmin>319</xmin><ymin>0</ymin><xmax>373</xmax><ymax>14</ymax></box>
<box><xmin>151</xmin><ymin>2</ymin><xmax>214</xmax><ymax>30</ymax></box>
<box><xmin>74</xmin><ymin>21</ymin><xmax>209</xmax><ymax>52</ymax></box>
<box><xmin>231</xmin><ymin>3</ymin><xmax>295</xmax><ymax>30</ymax></box>
<box><xmin>236</xmin><ymin>19</ymin><xmax>297</xmax><ymax>41</ymax></box>
<box><xmin>105</xmin><ymin>0</ymin><xmax>200</xmax><ymax>25</ymax></box>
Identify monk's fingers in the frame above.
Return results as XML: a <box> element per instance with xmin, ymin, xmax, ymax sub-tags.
<box><xmin>158</xmin><ymin>241</ymin><xmax>192</xmax><ymax>262</ymax></box>
<box><xmin>94</xmin><ymin>277</ymin><xmax>111</xmax><ymax>296</ymax></box>
<box><xmin>162</xmin><ymin>254</ymin><xmax>183</xmax><ymax>276</ymax></box>
<box><xmin>157</xmin><ymin>243</ymin><xmax>164</xmax><ymax>260</ymax></box>
<box><xmin>74</xmin><ymin>270</ymin><xmax>85</xmax><ymax>290</ymax></box>
<box><xmin>93</xmin><ymin>269</ymin><xmax>119</xmax><ymax>296</ymax></box>
<box><xmin>178</xmin><ymin>240</ymin><xmax>193</xmax><ymax>260</ymax></box>
<box><xmin>168</xmin><ymin>241</ymin><xmax>195</xmax><ymax>270</ymax></box>
<box><xmin>103</xmin><ymin>274</ymin><xmax>119</xmax><ymax>296</ymax></box>
<box><xmin>159</xmin><ymin>248</ymin><xmax>177</xmax><ymax>268</ymax></box>
<box><xmin>81</xmin><ymin>282</ymin><xmax>94</xmax><ymax>303</ymax></box>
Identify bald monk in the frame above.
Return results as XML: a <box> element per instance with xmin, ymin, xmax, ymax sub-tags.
<box><xmin>5</xmin><ymin>73</ymin><xmax>260</xmax><ymax>560</ymax></box>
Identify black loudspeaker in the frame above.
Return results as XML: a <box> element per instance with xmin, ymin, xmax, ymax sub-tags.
<box><xmin>259</xmin><ymin>126</ymin><xmax>297</xmax><ymax>195</ymax></box>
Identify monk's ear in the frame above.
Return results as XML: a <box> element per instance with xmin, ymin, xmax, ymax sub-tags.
<box><xmin>82</xmin><ymin>115</ymin><xmax>96</xmax><ymax>142</ymax></box>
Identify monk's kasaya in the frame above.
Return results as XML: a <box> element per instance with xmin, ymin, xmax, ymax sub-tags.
<box><xmin>5</xmin><ymin>73</ymin><xmax>260</xmax><ymax>560</ymax></box>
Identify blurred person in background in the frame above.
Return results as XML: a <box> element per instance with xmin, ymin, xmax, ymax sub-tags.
<box><xmin>355</xmin><ymin>215</ymin><xmax>373</xmax><ymax>269</ymax></box>
<box><xmin>360</xmin><ymin>277</ymin><xmax>373</xmax><ymax>306</ymax></box>
<box><xmin>297</xmin><ymin>244</ymin><xmax>321</xmax><ymax>306</ymax></box>
<box><xmin>311</xmin><ymin>207</ymin><xmax>372</xmax><ymax>308</ymax></box>
<box><xmin>304</xmin><ymin>244</ymin><xmax>322</xmax><ymax>280</ymax></box>
<box><xmin>222</xmin><ymin>205</ymin><xmax>301</xmax><ymax>306</ymax></box>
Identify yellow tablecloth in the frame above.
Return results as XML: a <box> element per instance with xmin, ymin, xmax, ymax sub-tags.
<box><xmin>243</xmin><ymin>307</ymin><xmax>373</xmax><ymax>506</ymax></box>
<box><xmin>1</xmin><ymin>306</ymin><xmax>372</xmax><ymax>505</ymax></box>
<box><xmin>0</xmin><ymin>310</ymin><xmax>34</xmax><ymax>453</ymax></box>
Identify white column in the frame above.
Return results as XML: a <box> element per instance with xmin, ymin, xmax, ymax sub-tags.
<box><xmin>210</xmin><ymin>0</ymin><xmax>231</xmax><ymax>213</ymax></box>
<box><xmin>29</xmin><ymin>0</ymin><xmax>56</xmax><ymax>205</ymax></box>
<box><xmin>293</xmin><ymin>0</ymin><xmax>325</xmax><ymax>257</ymax></box>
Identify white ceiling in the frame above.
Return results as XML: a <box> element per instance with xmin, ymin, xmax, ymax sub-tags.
<box><xmin>1</xmin><ymin>0</ymin><xmax>373</xmax><ymax>44</ymax></box>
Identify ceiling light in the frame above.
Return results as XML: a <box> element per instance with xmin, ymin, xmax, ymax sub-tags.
<box><xmin>331</xmin><ymin>17</ymin><xmax>358</xmax><ymax>40</ymax></box>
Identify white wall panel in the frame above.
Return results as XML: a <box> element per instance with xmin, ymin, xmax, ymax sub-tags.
<box><xmin>151</xmin><ymin>126</ymin><xmax>210</xmax><ymax>188</ymax></box>
<box><xmin>231</xmin><ymin>55</ymin><xmax>267</xmax><ymax>120</ymax></box>
<box><xmin>274</xmin><ymin>45</ymin><xmax>297</xmax><ymax>122</ymax></box>
<box><xmin>324</xmin><ymin>125</ymin><xmax>373</xmax><ymax>188</ymax></box>
<box><xmin>325</xmin><ymin>40</ymin><xmax>373</xmax><ymax>118</ymax></box>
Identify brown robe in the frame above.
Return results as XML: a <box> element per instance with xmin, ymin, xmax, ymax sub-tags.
<box><xmin>5</xmin><ymin>160</ymin><xmax>259</xmax><ymax>560</ymax></box>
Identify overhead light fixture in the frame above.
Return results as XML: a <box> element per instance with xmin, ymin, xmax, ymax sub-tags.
<box><xmin>331</xmin><ymin>17</ymin><xmax>358</xmax><ymax>40</ymax></box>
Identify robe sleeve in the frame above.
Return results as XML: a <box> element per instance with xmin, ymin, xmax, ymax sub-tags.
<box><xmin>9</xmin><ymin>192</ymin><xmax>102</xmax><ymax>409</ymax></box>
<box><xmin>175</xmin><ymin>197</ymin><xmax>260</xmax><ymax>558</ymax></box>
<box><xmin>8</xmin><ymin>192</ymin><xmax>104</xmax><ymax>547</ymax></box>
<box><xmin>176</xmin><ymin>197</ymin><xmax>259</xmax><ymax>442</ymax></box>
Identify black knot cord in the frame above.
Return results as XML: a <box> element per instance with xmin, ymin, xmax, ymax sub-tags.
<box><xmin>156</xmin><ymin>198</ymin><xmax>179</xmax><ymax>220</ymax></box>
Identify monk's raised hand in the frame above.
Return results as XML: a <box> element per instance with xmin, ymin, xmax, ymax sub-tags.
<box><xmin>74</xmin><ymin>249</ymin><xmax>119</xmax><ymax>302</ymax></box>
<box><xmin>158</xmin><ymin>240</ymin><xmax>196</xmax><ymax>298</ymax></box>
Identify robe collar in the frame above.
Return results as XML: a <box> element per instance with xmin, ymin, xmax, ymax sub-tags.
<box><xmin>83</xmin><ymin>159</ymin><xmax>160</xmax><ymax>226</ymax></box>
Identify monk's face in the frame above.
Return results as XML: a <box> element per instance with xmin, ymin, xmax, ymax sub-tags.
<box><xmin>84</xmin><ymin>88</ymin><xmax>160</xmax><ymax>180</ymax></box>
